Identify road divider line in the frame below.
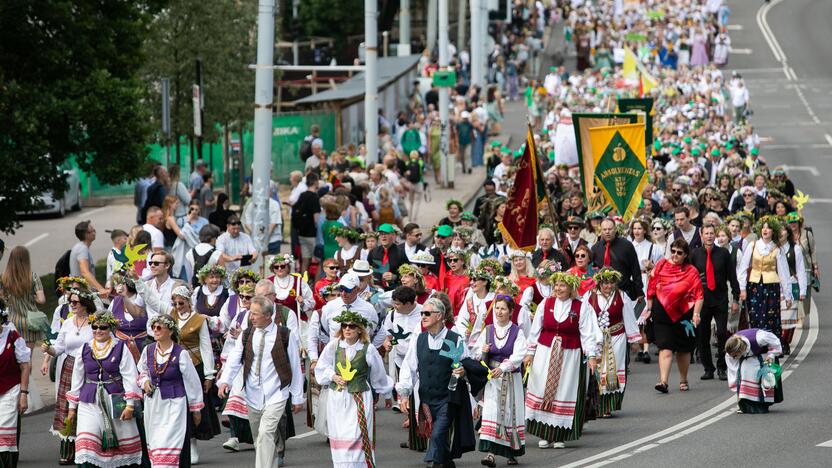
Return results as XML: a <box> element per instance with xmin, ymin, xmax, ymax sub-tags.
<box><xmin>793</xmin><ymin>86</ymin><xmax>821</xmax><ymax>124</ymax></box>
<box><xmin>24</xmin><ymin>233</ymin><xmax>49</xmax><ymax>247</ymax></box>
<box><xmin>562</xmin><ymin>299</ymin><xmax>819</xmax><ymax>468</ymax></box>
<box><xmin>825</xmin><ymin>134</ymin><xmax>832</xmax><ymax>147</ymax></box>
<box><xmin>79</xmin><ymin>206</ymin><xmax>108</xmax><ymax>217</ymax></box>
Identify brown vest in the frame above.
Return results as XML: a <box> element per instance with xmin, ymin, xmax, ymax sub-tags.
<box><xmin>179</xmin><ymin>314</ymin><xmax>207</xmax><ymax>366</ymax></box>
<box><xmin>241</xmin><ymin>324</ymin><xmax>292</xmax><ymax>389</ymax></box>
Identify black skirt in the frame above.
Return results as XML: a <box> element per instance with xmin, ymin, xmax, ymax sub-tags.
<box><xmin>651</xmin><ymin>301</ymin><xmax>696</xmax><ymax>353</ymax></box>
<box><xmin>188</xmin><ymin>363</ymin><xmax>222</xmax><ymax>440</ymax></box>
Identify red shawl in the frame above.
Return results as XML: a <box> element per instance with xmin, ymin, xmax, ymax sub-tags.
<box><xmin>647</xmin><ymin>259</ymin><xmax>704</xmax><ymax>323</ymax></box>
<box><xmin>567</xmin><ymin>266</ymin><xmax>597</xmax><ymax>297</ymax></box>
<box><xmin>444</xmin><ymin>274</ymin><xmax>470</xmax><ymax>317</ymax></box>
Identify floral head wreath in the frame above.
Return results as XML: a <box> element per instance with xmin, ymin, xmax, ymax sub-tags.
<box><xmin>536</xmin><ymin>259</ymin><xmax>564</xmax><ymax>279</ymax></box>
<box><xmin>593</xmin><ymin>267</ymin><xmax>623</xmax><ymax>285</ymax></box>
<box><xmin>236</xmin><ymin>283</ymin><xmax>256</xmax><ymax>296</ymax></box>
<box><xmin>329</xmin><ymin>225</ymin><xmax>362</xmax><ymax>242</ymax></box>
<box><xmin>478</xmin><ymin>258</ymin><xmax>503</xmax><ymax>273</ymax></box>
<box><xmin>150</xmin><ymin>314</ymin><xmax>180</xmax><ymax>341</ymax></box>
<box><xmin>58</xmin><ymin>276</ymin><xmax>88</xmax><ymax>291</ymax></box>
<box><xmin>446</xmin><ymin>199</ymin><xmax>463</xmax><ymax>211</ymax></box>
<box><xmin>68</xmin><ymin>288</ymin><xmax>96</xmax><ymax>304</ymax></box>
<box><xmin>491</xmin><ymin>275</ymin><xmax>520</xmax><ymax>296</ymax></box>
<box><xmin>446</xmin><ymin>247</ymin><xmax>469</xmax><ymax>262</ymax></box>
<box><xmin>231</xmin><ymin>269</ymin><xmax>262</xmax><ymax>289</ymax></box>
<box><xmin>269</xmin><ymin>253</ymin><xmax>295</xmax><ymax>269</ymax></box>
<box><xmin>651</xmin><ymin>218</ymin><xmax>673</xmax><ymax>231</ymax></box>
<box><xmin>320</xmin><ymin>284</ymin><xmax>341</xmax><ymax>296</ymax></box>
<box><xmin>549</xmin><ymin>272</ymin><xmax>581</xmax><ymax>291</ymax></box>
<box><xmin>360</xmin><ymin>231</ymin><xmax>380</xmax><ymax>240</ymax></box>
<box><xmin>754</xmin><ymin>215</ymin><xmax>784</xmax><ymax>240</ymax></box>
<box><xmin>468</xmin><ymin>268</ymin><xmax>494</xmax><ymax>285</ymax></box>
<box><xmin>453</xmin><ymin>226</ymin><xmax>475</xmax><ymax>241</ymax></box>
<box><xmin>332</xmin><ymin>309</ymin><xmax>371</xmax><ymax>329</ymax></box>
<box><xmin>91</xmin><ymin>310</ymin><xmax>120</xmax><ymax>328</ymax></box>
<box><xmin>398</xmin><ymin>263</ymin><xmax>422</xmax><ymax>279</ymax></box>
<box><xmin>197</xmin><ymin>264</ymin><xmax>227</xmax><ymax>282</ymax></box>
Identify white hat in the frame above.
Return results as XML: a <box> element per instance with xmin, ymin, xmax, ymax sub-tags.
<box><xmin>411</xmin><ymin>251</ymin><xmax>435</xmax><ymax>265</ymax></box>
<box><xmin>348</xmin><ymin>259</ymin><xmax>373</xmax><ymax>277</ymax></box>
<box><xmin>338</xmin><ymin>273</ymin><xmax>361</xmax><ymax>290</ymax></box>
<box><xmin>461</xmin><ymin>111</ymin><xmax>471</xmax><ymax>120</ymax></box>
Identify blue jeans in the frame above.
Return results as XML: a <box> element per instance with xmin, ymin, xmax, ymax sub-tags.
<box><xmin>424</xmin><ymin>400</ymin><xmax>452</xmax><ymax>464</ymax></box>
<box><xmin>268</xmin><ymin>240</ymin><xmax>282</xmax><ymax>255</ymax></box>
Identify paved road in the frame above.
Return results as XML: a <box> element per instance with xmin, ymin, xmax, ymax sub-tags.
<box><xmin>12</xmin><ymin>2</ymin><xmax>832</xmax><ymax>465</ymax></box>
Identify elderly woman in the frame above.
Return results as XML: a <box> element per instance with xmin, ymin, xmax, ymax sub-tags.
<box><xmin>42</xmin><ymin>288</ymin><xmax>95</xmax><ymax>464</ymax></box>
<box><xmin>523</xmin><ymin>272</ymin><xmax>601</xmax><ymax>449</ymax></box>
<box><xmin>315</xmin><ymin>310</ymin><xmax>393</xmax><ymax>467</ymax></box>
<box><xmin>639</xmin><ymin>238</ymin><xmax>705</xmax><ymax>393</ymax></box>
<box><xmin>453</xmin><ymin>269</ymin><xmax>495</xmax><ymax>351</ymax></box>
<box><xmin>138</xmin><ymin>314</ymin><xmax>204</xmax><ymax>467</ymax></box>
<box><xmin>191</xmin><ymin>264</ymin><xmax>228</xmax><ymax>320</ymax></box>
<box><xmin>508</xmin><ymin>251</ymin><xmax>536</xmax><ymax>294</ymax></box>
<box><xmin>135</xmin><ymin>279</ymin><xmax>219</xmax><ymax>463</ymax></box>
<box><xmin>473</xmin><ymin>295</ymin><xmax>527</xmax><ymax>467</ymax></box>
<box><xmin>737</xmin><ymin>216</ymin><xmax>792</xmax><ymax>341</ymax></box>
<box><xmin>66</xmin><ymin>311</ymin><xmax>142</xmax><ymax>467</ymax></box>
<box><xmin>443</xmin><ymin>247</ymin><xmax>471</xmax><ymax>315</ymax></box>
<box><xmin>0</xmin><ymin>302</ymin><xmax>31</xmax><ymax>468</ymax></box>
<box><xmin>566</xmin><ymin>244</ymin><xmax>597</xmax><ymax>296</ymax></box>
<box><xmin>584</xmin><ymin>268</ymin><xmax>640</xmax><ymax>416</ymax></box>
<box><xmin>268</xmin><ymin>254</ymin><xmax>315</xmax><ymax>326</ymax></box>
<box><xmin>725</xmin><ymin>328</ymin><xmax>784</xmax><ymax>414</ymax></box>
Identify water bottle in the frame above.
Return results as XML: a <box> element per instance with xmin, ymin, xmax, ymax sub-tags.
<box><xmin>447</xmin><ymin>365</ymin><xmax>459</xmax><ymax>391</ymax></box>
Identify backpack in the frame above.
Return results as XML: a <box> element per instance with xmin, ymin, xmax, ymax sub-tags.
<box><xmin>191</xmin><ymin>246</ymin><xmax>215</xmax><ymax>286</ymax></box>
<box><xmin>54</xmin><ymin>249</ymin><xmax>72</xmax><ymax>282</ymax></box>
<box><xmin>299</xmin><ymin>137</ymin><xmax>313</xmax><ymax>162</ymax></box>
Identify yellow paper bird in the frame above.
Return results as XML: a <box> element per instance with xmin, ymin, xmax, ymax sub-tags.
<box><xmin>480</xmin><ymin>361</ymin><xmax>492</xmax><ymax>381</ymax></box>
<box><xmin>336</xmin><ymin>358</ymin><xmax>356</xmax><ymax>390</ymax></box>
<box><xmin>793</xmin><ymin>190</ymin><xmax>810</xmax><ymax>211</ymax></box>
<box><xmin>113</xmin><ymin>243</ymin><xmax>147</xmax><ymax>271</ymax></box>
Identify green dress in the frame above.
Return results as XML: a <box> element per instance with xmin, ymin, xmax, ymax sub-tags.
<box><xmin>322</xmin><ymin>220</ymin><xmax>345</xmax><ymax>260</ymax></box>
<box><xmin>1</xmin><ymin>272</ymin><xmax>49</xmax><ymax>343</ymax></box>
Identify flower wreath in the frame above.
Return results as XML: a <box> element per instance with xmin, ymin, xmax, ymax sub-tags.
<box><xmin>330</xmin><ymin>225</ymin><xmax>362</xmax><ymax>242</ymax></box>
<box><xmin>269</xmin><ymin>253</ymin><xmax>295</xmax><ymax>269</ymax></box>
<box><xmin>491</xmin><ymin>275</ymin><xmax>519</xmax><ymax>296</ymax></box>
<box><xmin>197</xmin><ymin>264</ymin><xmax>227</xmax><ymax>282</ymax></box>
<box><xmin>231</xmin><ymin>269</ymin><xmax>262</xmax><ymax>289</ymax></box>
<box><xmin>468</xmin><ymin>268</ymin><xmax>494</xmax><ymax>285</ymax></box>
<box><xmin>149</xmin><ymin>314</ymin><xmax>180</xmax><ymax>340</ymax></box>
<box><xmin>91</xmin><ymin>310</ymin><xmax>121</xmax><ymax>328</ymax></box>
<box><xmin>548</xmin><ymin>272</ymin><xmax>581</xmax><ymax>291</ymax></box>
<box><xmin>754</xmin><ymin>215</ymin><xmax>784</xmax><ymax>240</ymax></box>
<box><xmin>536</xmin><ymin>259</ymin><xmax>563</xmax><ymax>278</ymax></box>
<box><xmin>398</xmin><ymin>263</ymin><xmax>423</xmax><ymax>279</ymax></box>
<box><xmin>57</xmin><ymin>276</ymin><xmax>88</xmax><ymax>291</ymax></box>
<box><xmin>478</xmin><ymin>258</ymin><xmax>503</xmax><ymax>273</ymax></box>
<box><xmin>333</xmin><ymin>310</ymin><xmax>371</xmax><ymax>328</ymax></box>
<box><xmin>592</xmin><ymin>267</ymin><xmax>622</xmax><ymax>285</ymax></box>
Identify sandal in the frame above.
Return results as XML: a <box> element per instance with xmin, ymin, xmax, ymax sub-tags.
<box><xmin>679</xmin><ymin>381</ymin><xmax>689</xmax><ymax>392</ymax></box>
<box><xmin>654</xmin><ymin>382</ymin><xmax>669</xmax><ymax>394</ymax></box>
<box><xmin>481</xmin><ymin>454</ymin><xmax>497</xmax><ymax>467</ymax></box>
<box><xmin>507</xmin><ymin>457</ymin><xmax>519</xmax><ymax>465</ymax></box>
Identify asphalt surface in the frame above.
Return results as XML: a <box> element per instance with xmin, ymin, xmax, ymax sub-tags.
<box><xmin>10</xmin><ymin>1</ymin><xmax>832</xmax><ymax>466</ymax></box>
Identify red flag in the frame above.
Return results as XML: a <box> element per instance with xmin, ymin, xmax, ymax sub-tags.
<box><xmin>498</xmin><ymin>124</ymin><xmax>546</xmax><ymax>251</ymax></box>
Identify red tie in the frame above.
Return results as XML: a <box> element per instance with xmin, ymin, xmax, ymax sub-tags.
<box><xmin>439</xmin><ymin>252</ymin><xmax>447</xmax><ymax>290</ymax></box>
<box><xmin>706</xmin><ymin>248</ymin><xmax>716</xmax><ymax>291</ymax></box>
<box><xmin>382</xmin><ymin>247</ymin><xmax>389</xmax><ymax>266</ymax></box>
<box><xmin>604</xmin><ymin>242</ymin><xmax>611</xmax><ymax>267</ymax></box>
<box><xmin>543</xmin><ymin>251</ymin><xmax>548</xmax><ymax>260</ymax></box>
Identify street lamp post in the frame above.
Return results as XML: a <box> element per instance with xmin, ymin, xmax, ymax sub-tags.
<box><xmin>439</xmin><ymin>0</ymin><xmax>452</xmax><ymax>188</ymax></box>
<box><xmin>365</xmin><ymin>0</ymin><xmax>379</xmax><ymax>165</ymax></box>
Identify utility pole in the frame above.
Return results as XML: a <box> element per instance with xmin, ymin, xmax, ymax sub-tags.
<box><xmin>195</xmin><ymin>59</ymin><xmax>205</xmax><ymax>164</ymax></box>
<box><xmin>457</xmin><ymin>0</ymin><xmax>466</xmax><ymax>59</ymax></box>
<box><xmin>399</xmin><ymin>0</ymin><xmax>411</xmax><ymax>55</ymax></box>
<box><xmin>470</xmin><ymin>0</ymin><xmax>482</xmax><ymax>87</ymax></box>
<box><xmin>251</xmin><ymin>0</ymin><xmax>276</xmax><ymax>270</ymax></box>
<box><xmin>161</xmin><ymin>78</ymin><xmax>171</xmax><ymax>167</ymax></box>
<box><xmin>426</xmin><ymin>0</ymin><xmax>438</xmax><ymax>52</ymax></box>
<box><xmin>480</xmin><ymin>0</ymin><xmax>488</xmax><ymax>86</ymax></box>
<box><xmin>438</xmin><ymin>0</ymin><xmax>453</xmax><ymax>188</ymax></box>
<box><xmin>365</xmin><ymin>0</ymin><xmax>379</xmax><ymax>165</ymax></box>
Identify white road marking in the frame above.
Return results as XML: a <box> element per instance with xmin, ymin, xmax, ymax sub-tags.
<box><xmin>764</xmin><ymin>144</ymin><xmax>829</xmax><ymax>150</ymax></box>
<box><xmin>817</xmin><ymin>439</ymin><xmax>832</xmax><ymax>448</ymax></box>
<box><xmin>727</xmin><ymin>24</ymin><xmax>743</xmax><ymax>31</ymax></box>
<box><xmin>729</xmin><ymin>48</ymin><xmax>753</xmax><ymax>54</ymax></box>
<box><xmin>759</xmin><ymin>136</ymin><xmax>773</xmax><ymax>142</ymax></box>
<box><xmin>781</xmin><ymin>165</ymin><xmax>819</xmax><ymax>176</ymax></box>
<box><xmin>794</xmin><ymin>85</ymin><xmax>821</xmax><ymax>123</ymax></box>
<box><xmin>757</xmin><ymin>0</ymin><xmax>785</xmax><ymax>62</ymax></box>
<box><xmin>290</xmin><ymin>429</ymin><xmax>318</xmax><ymax>440</ymax></box>
<box><xmin>807</xmin><ymin>198</ymin><xmax>832</xmax><ymax>204</ymax></box>
<box><xmin>825</xmin><ymin>134</ymin><xmax>832</xmax><ymax>147</ymax></box>
<box><xmin>24</xmin><ymin>233</ymin><xmax>49</xmax><ymax>247</ymax></box>
<box><xmin>79</xmin><ymin>206</ymin><xmax>108</xmax><ymax>217</ymax></box>
<box><xmin>562</xmin><ymin>299</ymin><xmax>820</xmax><ymax>468</ymax></box>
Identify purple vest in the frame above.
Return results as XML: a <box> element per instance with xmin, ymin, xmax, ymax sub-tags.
<box><xmin>227</xmin><ymin>295</ymin><xmax>240</xmax><ymax>321</ymax></box>
<box><xmin>486</xmin><ymin>324</ymin><xmax>520</xmax><ymax>373</ymax></box>
<box><xmin>59</xmin><ymin>303</ymin><xmax>70</xmax><ymax>321</ymax></box>
<box><xmin>736</xmin><ymin>328</ymin><xmax>766</xmax><ymax>356</ymax></box>
<box><xmin>148</xmin><ymin>343</ymin><xmax>187</xmax><ymax>399</ymax></box>
<box><xmin>79</xmin><ymin>341</ymin><xmax>126</xmax><ymax>403</ymax></box>
<box><xmin>112</xmin><ymin>297</ymin><xmax>148</xmax><ymax>344</ymax></box>
<box><xmin>195</xmin><ymin>287</ymin><xmax>229</xmax><ymax>317</ymax></box>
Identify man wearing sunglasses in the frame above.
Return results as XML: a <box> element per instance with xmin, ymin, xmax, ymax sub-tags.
<box><xmin>591</xmin><ymin>219</ymin><xmax>644</xmax><ymax>302</ymax></box>
<box><xmin>665</xmin><ymin>206</ymin><xmax>702</xmax><ymax>258</ymax></box>
<box><xmin>367</xmin><ymin>224</ymin><xmax>406</xmax><ymax>291</ymax></box>
<box><xmin>146</xmin><ymin>251</ymin><xmax>176</xmax><ymax>309</ymax></box>
<box><xmin>557</xmin><ymin>217</ymin><xmax>588</xmax><ymax>267</ymax></box>
<box><xmin>217</xmin><ymin>214</ymin><xmax>258</xmax><ymax>276</ymax></box>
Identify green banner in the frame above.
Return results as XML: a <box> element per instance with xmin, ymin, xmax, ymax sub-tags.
<box><xmin>617</xmin><ymin>97</ymin><xmax>654</xmax><ymax>152</ymax></box>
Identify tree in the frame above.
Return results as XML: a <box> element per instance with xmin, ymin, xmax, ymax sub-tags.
<box><xmin>141</xmin><ymin>0</ymin><xmax>256</xmax><ymax>163</ymax></box>
<box><xmin>296</xmin><ymin>0</ymin><xmax>365</xmax><ymax>45</ymax></box>
<box><xmin>0</xmin><ymin>1</ymin><xmax>163</xmax><ymax>233</ymax></box>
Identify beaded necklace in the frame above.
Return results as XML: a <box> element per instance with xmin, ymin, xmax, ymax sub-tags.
<box><xmin>91</xmin><ymin>337</ymin><xmax>114</xmax><ymax>359</ymax></box>
<box><xmin>153</xmin><ymin>342</ymin><xmax>174</xmax><ymax>377</ymax></box>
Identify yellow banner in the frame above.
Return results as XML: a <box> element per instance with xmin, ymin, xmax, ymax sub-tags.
<box><xmin>588</xmin><ymin>123</ymin><xmax>647</xmax><ymax>221</ymax></box>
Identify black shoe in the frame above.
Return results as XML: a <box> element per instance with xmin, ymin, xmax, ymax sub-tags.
<box><xmin>401</xmin><ymin>442</ymin><xmax>410</xmax><ymax>449</ymax></box>
<box><xmin>783</xmin><ymin>343</ymin><xmax>791</xmax><ymax>356</ymax></box>
<box><xmin>636</xmin><ymin>351</ymin><xmax>645</xmax><ymax>362</ymax></box>
<box><xmin>717</xmin><ymin>369</ymin><xmax>728</xmax><ymax>381</ymax></box>
<box><xmin>642</xmin><ymin>353</ymin><xmax>651</xmax><ymax>364</ymax></box>
<box><xmin>701</xmin><ymin>371</ymin><xmax>715</xmax><ymax>380</ymax></box>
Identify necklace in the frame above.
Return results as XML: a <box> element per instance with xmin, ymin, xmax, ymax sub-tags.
<box><xmin>177</xmin><ymin>309</ymin><xmax>193</xmax><ymax>322</ymax></box>
<box><xmin>91</xmin><ymin>338</ymin><xmax>114</xmax><ymax>359</ymax></box>
<box><xmin>494</xmin><ymin>323</ymin><xmax>510</xmax><ymax>340</ymax></box>
<box><xmin>274</xmin><ymin>275</ymin><xmax>292</xmax><ymax>290</ymax></box>
<box><xmin>153</xmin><ymin>342</ymin><xmax>174</xmax><ymax>377</ymax></box>
<box><xmin>74</xmin><ymin>315</ymin><xmax>88</xmax><ymax>335</ymax></box>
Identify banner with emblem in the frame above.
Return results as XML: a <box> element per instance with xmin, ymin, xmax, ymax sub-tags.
<box><xmin>573</xmin><ymin>113</ymin><xmax>639</xmax><ymax>212</ymax></box>
<box><xmin>499</xmin><ymin>125</ymin><xmax>549</xmax><ymax>251</ymax></box>
<box><xmin>588</xmin><ymin>122</ymin><xmax>648</xmax><ymax>222</ymax></box>
<box><xmin>617</xmin><ymin>97</ymin><xmax>655</xmax><ymax>152</ymax></box>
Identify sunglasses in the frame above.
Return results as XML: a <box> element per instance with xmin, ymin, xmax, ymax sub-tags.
<box><xmin>652</xmin><ymin>226</ymin><xmax>664</xmax><ymax>231</ymax></box>
<box><xmin>239</xmin><ymin>295</ymin><xmax>254</xmax><ymax>300</ymax></box>
<box><xmin>447</xmin><ymin>258</ymin><xmax>461</xmax><ymax>263</ymax></box>
<box><xmin>567</xmin><ymin>226</ymin><xmax>580</xmax><ymax>230</ymax></box>
<box><xmin>228</xmin><ymin>221</ymin><xmax>241</xmax><ymax>226</ymax></box>
<box><xmin>91</xmin><ymin>325</ymin><xmax>110</xmax><ymax>331</ymax></box>
<box><xmin>151</xmin><ymin>324</ymin><xmax>167</xmax><ymax>332</ymax></box>
<box><xmin>743</xmin><ymin>193</ymin><xmax>754</xmax><ymax>197</ymax></box>
<box><xmin>421</xmin><ymin>311</ymin><xmax>439</xmax><ymax>317</ymax></box>
<box><xmin>69</xmin><ymin>300</ymin><xmax>81</xmax><ymax>306</ymax></box>
<box><xmin>671</xmin><ymin>249</ymin><xmax>686</xmax><ymax>256</ymax></box>
<box><xmin>172</xmin><ymin>300</ymin><xmax>189</xmax><ymax>307</ymax></box>
<box><xmin>148</xmin><ymin>261</ymin><xmax>166</xmax><ymax>267</ymax></box>
<box><xmin>340</xmin><ymin>323</ymin><xmax>358</xmax><ymax>330</ymax></box>
<box><xmin>411</xmin><ymin>232</ymin><xmax>423</xmax><ymax>237</ymax></box>
<box><xmin>574</xmin><ymin>253</ymin><xmax>587</xmax><ymax>259</ymax></box>
<box><xmin>325</xmin><ymin>266</ymin><xmax>338</xmax><ymax>270</ymax></box>
<box><xmin>274</xmin><ymin>264</ymin><xmax>290</xmax><ymax>269</ymax></box>
<box><xmin>339</xmin><ymin>287</ymin><xmax>355</xmax><ymax>293</ymax></box>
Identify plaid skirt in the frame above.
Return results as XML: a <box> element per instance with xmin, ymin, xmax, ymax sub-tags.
<box><xmin>50</xmin><ymin>356</ymin><xmax>75</xmax><ymax>439</ymax></box>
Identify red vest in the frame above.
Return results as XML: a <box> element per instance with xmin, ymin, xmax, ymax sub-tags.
<box><xmin>587</xmin><ymin>291</ymin><xmax>625</xmax><ymax>336</ymax></box>
<box><xmin>0</xmin><ymin>330</ymin><xmax>22</xmax><ymax>394</ymax></box>
<box><xmin>483</xmin><ymin>299</ymin><xmax>521</xmax><ymax>326</ymax></box>
<box><xmin>538</xmin><ymin>297</ymin><xmax>583</xmax><ymax>349</ymax></box>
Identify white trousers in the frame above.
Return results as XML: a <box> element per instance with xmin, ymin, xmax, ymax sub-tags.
<box><xmin>249</xmin><ymin>401</ymin><xmax>287</xmax><ymax>468</ymax></box>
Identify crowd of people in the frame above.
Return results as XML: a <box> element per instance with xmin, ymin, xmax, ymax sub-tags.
<box><xmin>0</xmin><ymin>1</ymin><xmax>818</xmax><ymax>467</ymax></box>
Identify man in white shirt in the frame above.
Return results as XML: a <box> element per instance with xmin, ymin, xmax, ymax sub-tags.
<box><xmin>730</xmin><ymin>79</ymin><xmax>750</xmax><ymax>124</ymax></box>
<box><xmin>216</xmin><ymin>214</ymin><xmax>258</xmax><ymax>275</ymax></box>
<box><xmin>142</xmin><ymin>206</ymin><xmax>166</xmax><ymax>253</ymax></box>
<box><xmin>184</xmin><ymin>224</ymin><xmax>224</xmax><ymax>285</ymax></box>
<box><xmin>141</xmin><ymin>251</ymin><xmax>176</xmax><ymax>330</ymax></box>
<box><xmin>218</xmin><ymin>296</ymin><xmax>304</xmax><ymax>468</ymax></box>
<box><xmin>242</xmin><ymin>197</ymin><xmax>283</xmax><ymax>254</ymax></box>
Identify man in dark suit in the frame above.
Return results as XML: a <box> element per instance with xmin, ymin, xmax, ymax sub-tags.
<box><xmin>530</xmin><ymin>227</ymin><xmax>568</xmax><ymax>269</ymax></box>
<box><xmin>401</xmin><ymin>223</ymin><xmax>427</xmax><ymax>263</ymax></box>
<box><xmin>558</xmin><ymin>216</ymin><xmax>589</xmax><ymax>267</ymax></box>
<box><xmin>591</xmin><ymin>219</ymin><xmax>643</xmax><ymax>300</ymax></box>
<box><xmin>690</xmin><ymin>224</ymin><xmax>740</xmax><ymax>381</ymax></box>
<box><xmin>367</xmin><ymin>224</ymin><xmax>407</xmax><ymax>290</ymax></box>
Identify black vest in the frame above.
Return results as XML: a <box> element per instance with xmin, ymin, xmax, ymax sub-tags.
<box><xmin>674</xmin><ymin>228</ymin><xmax>702</xmax><ymax>250</ymax></box>
<box><xmin>417</xmin><ymin>330</ymin><xmax>461</xmax><ymax>404</ymax></box>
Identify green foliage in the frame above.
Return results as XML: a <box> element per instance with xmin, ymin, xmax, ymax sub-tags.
<box><xmin>0</xmin><ymin>0</ymin><xmax>161</xmax><ymax>233</ymax></box>
<box><xmin>297</xmin><ymin>0</ymin><xmax>365</xmax><ymax>43</ymax></box>
<box><xmin>142</xmin><ymin>0</ymin><xmax>257</xmax><ymax>147</ymax></box>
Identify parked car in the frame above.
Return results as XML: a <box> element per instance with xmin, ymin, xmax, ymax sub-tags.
<box><xmin>20</xmin><ymin>168</ymin><xmax>83</xmax><ymax>217</ymax></box>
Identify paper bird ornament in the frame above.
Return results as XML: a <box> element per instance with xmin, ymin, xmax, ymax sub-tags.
<box><xmin>793</xmin><ymin>190</ymin><xmax>809</xmax><ymax>211</ymax></box>
<box><xmin>439</xmin><ymin>338</ymin><xmax>465</xmax><ymax>369</ymax></box>
<box><xmin>387</xmin><ymin>324</ymin><xmax>411</xmax><ymax>345</ymax></box>
<box><xmin>336</xmin><ymin>358</ymin><xmax>357</xmax><ymax>390</ymax></box>
<box><xmin>680</xmin><ymin>320</ymin><xmax>696</xmax><ymax>337</ymax></box>
<box><xmin>114</xmin><ymin>244</ymin><xmax>147</xmax><ymax>272</ymax></box>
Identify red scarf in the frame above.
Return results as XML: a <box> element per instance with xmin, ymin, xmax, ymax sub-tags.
<box><xmin>647</xmin><ymin>259</ymin><xmax>704</xmax><ymax>323</ymax></box>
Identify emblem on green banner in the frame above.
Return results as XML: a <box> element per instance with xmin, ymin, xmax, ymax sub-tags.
<box><xmin>594</xmin><ymin>131</ymin><xmax>646</xmax><ymax>213</ymax></box>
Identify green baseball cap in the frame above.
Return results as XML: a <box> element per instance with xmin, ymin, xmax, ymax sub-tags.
<box><xmin>691</xmin><ymin>148</ymin><xmax>701</xmax><ymax>156</ymax></box>
<box><xmin>750</xmin><ymin>147</ymin><xmax>760</xmax><ymax>156</ymax></box>
<box><xmin>711</xmin><ymin>149</ymin><xmax>720</xmax><ymax>157</ymax></box>
<box><xmin>490</xmin><ymin>140</ymin><xmax>502</xmax><ymax>148</ymax></box>
<box><xmin>436</xmin><ymin>225</ymin><xmax>453</xmax><ymax>238</ymax></box>
<box><xmin>377</xmin><ymin>224</ymin><xmax>396</xmax><ymax>234</ymax></box>
<box><xmin>683</xmin><ymin>137</ymin><xmax>692</xmax><ymax>144</ymax></box>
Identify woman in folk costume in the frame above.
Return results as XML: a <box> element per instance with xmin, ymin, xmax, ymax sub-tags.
<box><xmin>218</xmin><ymin>284</ymin><xmax>256</xmax><ymax>451</ymax></box>
<box><xmin>451</xmin><ymin>227</ymin><xmax>482</xmax><ymax>269</ymax></box>
<box><xmin>490</xmin><ymin>276</ymin><xmax>528</xmax><ymax>336</ymax></box>
<box><xmin>453</xmin><ymin>269</ymin><xmax>495</xmax><ymax>353</ymax></box>
<box><xmin>315</xmin><ymin>310</ymin><xmax>393</xmax><ymax>467</ymax></box>
<box><xmin>508</xmin><ymin>251</ymin><xmax>536</xmax><ymax>294</ymax></box>
<box><xmin>136</xmin><ymin>280</ymin><xmax>219</xmax><ymax>463</ymax></box>
<box><xmin>566</xmin><ymin>244</ymin><xmax>597</xmax><ymax>297</ymax></box>
<box><xmin>411</xmin><ymin>251</ymin><xmax>440</xmax><ymax>291</ymax></box>
<box><xmin>584</xmin><ymin>268</ymin><xmax>640</xmax><ymax>417</ymax></box>
<box><xmin>268</xmin><ymin>254</ymin><xmax>314</xmax><ymax>342</ymax></box>
<box><xmin>137</xmin><ymin>315</ymin><xmax>204</xmax><ymax>467</ymax></box>
<box><xmin>638</xmin><ymin>238</ymin><xmax>704</xmax><ymax>394</ymax></box>
<box><xmin>736</xmin><ymin>216</ymin><xmax>792</xmax><ymax>342</ymax></box>
<box><xmin>44</xmin><ymin>277</ymin><xmax>96</xmax><ymax>387</ymax></box>
<box><xmin>216</xmin><ymin>269</ymin><xmax>261</xmax><ymax>338</ymax></box>
<box><xmin>725</xmin><ymin>328</ymin><xmax>784</xmax><ymax>414</ymax></box>
<box><xmin>443</xmin><ymin>247</ymin><xmax>471</xmax><ymax>315</ymax></box>
<box><xmin>42</xmin><ymin>288</ymin><xmax>95</xmax><ymax>464</ymax></box>
<box><xmin>778</xmin><ymin>216</ymin><xmax>807</xmax><ymax>355</ymax></box>
<box><xmin>306</xmin><ymin>284</ymin><xmax>341</xmax><ymax>435</ymax></box>
<box><xmin>473</xmin><ymin>295</ymin><xmax>527</xmax><ymax>467</ymax></box>
<box><xmin>0</xmin><ymin>300</ymin><xmax>32</xmax><ymax>468</ymax></box>
<box><xmin>331</xmin><ymin>226</ymin><xmax>367</xmax><ymax>275</ymax></box>
<box><xmin>108</xmin><ymin>273</ymin><xmax>149</xmax><ymax>364</ymax></box>
<box><xmin>191</xmin><ymin>264</ymin><xmax>228</xmax><ymax>326</ymax></box>
<box><xmin>519</xmin><ymin>260</ymin><xmax>560</xmax><ymax>332</ymax></box>
<box><xmin>66</xmin><ymin>311</ymin><xmax>143</xmax><ymax>467</ymax></box>
<box><xmin>523</xmin><ymin>272</ymin><xmax>601</xmax><ymax>449</ymax></box>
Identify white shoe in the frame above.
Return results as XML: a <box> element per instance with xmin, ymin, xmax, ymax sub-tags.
<box><xmin>191</xmin><ymin>440</ymin><xmax>200</xmax><ymax>464</ymax></box>
<box><xmin>222</xmin><ymin>437</ymin><xmax>240</xmax><ymax>452</ymax></box>
<box><xmin>538</xmin><ymin>440</ymin><xmax>551</xmax><ymax>449</ymax></box>
<box><xmin>553</xmin><ymin>442</ymin><xmax>566</xmax><ymax>449</ymax></box>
